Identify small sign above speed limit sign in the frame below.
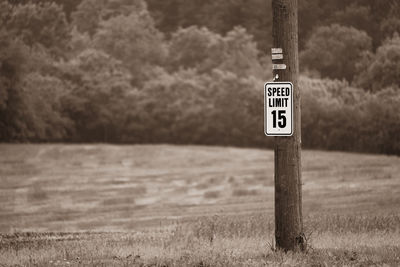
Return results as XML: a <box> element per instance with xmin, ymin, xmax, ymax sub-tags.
<box><xmin>264</xmin><ymin>82</ymin><xmax>293</xmax><ymax>136</ymax></box>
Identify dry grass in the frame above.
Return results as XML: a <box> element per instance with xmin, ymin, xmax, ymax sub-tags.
<box><xmin>1</xmin><ymin>214</ymin><xmax>399</xmax><ymax>266</ymax></box>
<box><xmin>203</xmin><ymin>190</ymin><xmax>220</xmax><ymax>199</ymax></box>
<box><xmin>0</xmin><ymin>144</ymin><xmax>400</xmax><ymax>266</ymax></box>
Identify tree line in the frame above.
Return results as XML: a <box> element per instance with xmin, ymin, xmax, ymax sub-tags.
<box><xmin>1</xmin><ymin>0</ymin><xmax>400</xmax><ymax>155</ymax></box>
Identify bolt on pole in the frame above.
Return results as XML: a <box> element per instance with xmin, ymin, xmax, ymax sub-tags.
<box><xmin>271</xmin><ymin>0</ymin><xmax>304</xmax><ymax>251</ymax></box>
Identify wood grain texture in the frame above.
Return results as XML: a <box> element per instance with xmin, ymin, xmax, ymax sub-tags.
<box><xmin>272</xmin><ymin>0</ymin><xmax>304</xmax><ymax>251</ymax></box>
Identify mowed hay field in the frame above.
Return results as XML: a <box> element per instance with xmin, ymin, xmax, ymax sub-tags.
<box><xmin>1</xmin><ymin>144</ymin><xmax>400</xmax><ymax>266</ymax></box>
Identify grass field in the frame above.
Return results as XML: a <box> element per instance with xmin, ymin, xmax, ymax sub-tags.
<box><xmin>0</xmin><ymin>144</ymin><xmax>400</xmax><ymax>266</ymax></box>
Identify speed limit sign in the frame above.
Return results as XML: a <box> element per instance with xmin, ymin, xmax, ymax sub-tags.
<box><xmin>264</xmin><ymin>82</ymin><xmax>293</xmax><ymax>136</ymax></box>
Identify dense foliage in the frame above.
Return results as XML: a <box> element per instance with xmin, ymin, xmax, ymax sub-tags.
<box><xmin>1</xmin><ymin>0</ymin><xmax>399</xmax><ymax>155</ymax></box>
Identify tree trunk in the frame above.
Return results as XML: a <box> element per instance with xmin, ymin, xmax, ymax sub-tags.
<box><xmin>272</xmin><ymin>0</ymin><xmax>304</xmax><ymax>252</ymax></box>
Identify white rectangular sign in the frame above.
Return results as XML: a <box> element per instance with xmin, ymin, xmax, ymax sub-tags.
<box><xmin>264</xmin><ymin>82</ymin><xmax>293</xmax><ymax>136</ymax></box>
<box><xmin>271</xmin><ymin>48</ymin><xmax>283</xmax><ymax>54</ymax></box>
<box><xmin>272</xmin><ymin>54</ymin><xmax>283</xmax><ymax>60</ymax></box>
<box><xmin>272</xmin><ymin>64</ymin><xmax>287</xmax><ymax>70</ymax></box>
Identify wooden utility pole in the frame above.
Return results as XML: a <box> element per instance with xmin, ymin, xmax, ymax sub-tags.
<box><xmin>271</xmin><ymin>0</ymin><xmax>304</xmax><ymax>251</ymax></box>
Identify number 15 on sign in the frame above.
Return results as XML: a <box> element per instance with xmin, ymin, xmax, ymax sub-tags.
<box><xmin>264</xmin><ymin>82</ymin><xmax>293</xmax><ymax>136</ymax></box>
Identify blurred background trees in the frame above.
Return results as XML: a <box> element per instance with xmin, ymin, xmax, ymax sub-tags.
<box><xmin>300</xmin><ymin>24</ymin><xmax>372</xmax><ymax>82</ymax></box>
<box><xmin>1</xmin><ymin>0</ymin><xmax>400</xmax><ymax>155</ymax></box>
<box><xmin>354</xmin><ymin>34</ymin><xmax>400</xmax><ymax>92</ymax></box>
